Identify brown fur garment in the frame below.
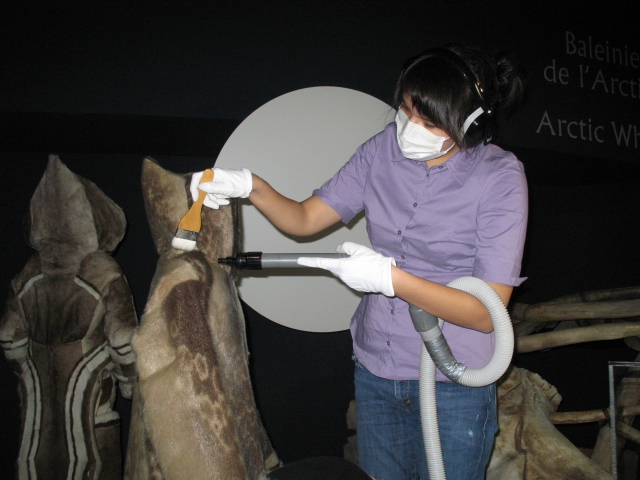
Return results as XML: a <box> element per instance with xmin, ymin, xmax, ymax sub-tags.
<box><xmin>0</xmin><ymin>155</ymin><xmax>138</xmax><ymax>480</ymax></box>
<box><xmin>125</xmin><ymin>158</ymin><xmax>279</xmax><ymax>480</ymax></box>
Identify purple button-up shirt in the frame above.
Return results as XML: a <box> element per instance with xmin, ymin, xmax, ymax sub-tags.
<box><xmin>314</xmin><ymin>122</ymin><xmax>528</xmax><ymax>381</ymax></box>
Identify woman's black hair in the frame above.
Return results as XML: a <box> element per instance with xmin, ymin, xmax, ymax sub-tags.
<box><xmin>393</xmin><ymin>43</ymin><xmax>524</xmax><ymax>149</ymax></box>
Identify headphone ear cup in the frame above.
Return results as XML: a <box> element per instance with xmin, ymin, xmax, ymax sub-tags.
<box><xmin>463</xmin><ymin>110</ymin><xmax>490</xmax><ymax>147</ymax></box>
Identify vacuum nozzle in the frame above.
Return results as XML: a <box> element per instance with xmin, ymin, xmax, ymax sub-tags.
<box><xmin>218</xmin><ymin>252</ymin><xmax>264</xmax><ymax>269</ymax></box>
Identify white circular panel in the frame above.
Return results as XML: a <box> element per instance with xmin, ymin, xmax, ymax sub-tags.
<box><xmin>216</xmin><ymin>87</ymin><xmax>394</xmax><ymax>332</ymax></box>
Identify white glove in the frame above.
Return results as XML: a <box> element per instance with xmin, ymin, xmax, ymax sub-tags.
<box><xmin>190</xmin><ymin>167</ymin><xmax>253</xmax><ymax>209</ymax></box>
<box><xmin>297</xmin><ymin>242</ymin><xmax>396</xmax><ymax>297</ymax></box>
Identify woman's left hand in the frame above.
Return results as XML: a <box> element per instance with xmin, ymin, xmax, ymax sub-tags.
<box><xmin>297</xmin><ymin>242</ymin><xmax>396</xmax><ymax>297</ymax></box>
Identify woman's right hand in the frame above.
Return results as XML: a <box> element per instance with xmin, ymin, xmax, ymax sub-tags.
<box><xmin>190</xmin><ymin>167</ymin><xmax>253</xmax><ymax>209</ymax></box>
<box><xmin>192</xmin><ymin>168</ymin><xmax>341</xmax><ymax>238</ymax></box>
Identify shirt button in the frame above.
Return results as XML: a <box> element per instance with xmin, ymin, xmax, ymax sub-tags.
<box><xmin>401</xmin><ymin>255</ymin><xmax>405</xmax><ymax>260</ymax></box>
<box><xmin>397</xmin><ymin>230</ymin><xmax>402</xmax><ymax>235</ymax></box>
<box><xmin>413</xmin><ymin>203</ymin><xmax>418</xmax><ymax>207</ymax></box>
<box><xmin>387</xmin><ymin>341</ymin><xmax>391</xmax><ymax>346</ymax></box>
<box><xmin>391</xmin><ymin>309</ymin><xmax>395</xmax><ymax>314</ymax></box>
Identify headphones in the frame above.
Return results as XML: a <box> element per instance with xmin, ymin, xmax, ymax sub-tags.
<box><xmin>409</xmin><ymin>47</ymin><xmax>493</xmax><ymax>147</ymax></box>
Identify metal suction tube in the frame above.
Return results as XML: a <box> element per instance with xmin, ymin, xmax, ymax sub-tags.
<box><xmin>218</xmin><ymin>252</ymin><xmax>348</xmax><ymax>269</ymax></box>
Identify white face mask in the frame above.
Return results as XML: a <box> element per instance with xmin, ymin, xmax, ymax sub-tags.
<box><xmin>395</xmin><ymin>109</ymin><xmax>454</xmax><ymax>161</ymax></box>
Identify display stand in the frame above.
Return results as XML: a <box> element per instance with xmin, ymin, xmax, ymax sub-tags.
<box><xmin>608</xmin><ymin>361</ymin><xmax>640</xmax><ymax>479</ymax></box>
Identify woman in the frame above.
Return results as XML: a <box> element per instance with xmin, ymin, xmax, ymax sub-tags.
<box><xmin>191</xmin><ymin>43</ymin><xmax>527</xmax><ymax>480</ymax></box>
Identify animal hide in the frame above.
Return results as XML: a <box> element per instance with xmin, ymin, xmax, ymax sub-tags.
<box><xmin>125</xmin><ymin>158</ymin><xmax>280</xmax><ymax>480</ymax></box>
<box><xmin>0</xmin><ymin>155</ymin><xmax>138</xmax><ymax>480</ymax></box>
<box><xmin>487</xmin><ymin>367</ymin><xmax>611</xmax><ymax>479</ymax></box>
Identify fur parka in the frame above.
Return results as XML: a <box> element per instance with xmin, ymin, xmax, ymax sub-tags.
<box><xmin>124</xmin><ymin>158</ymin><xmax>279</xmax><ymax>480</ymax></box>
<box><xmin>0</xmin><ymin>155</ymin><xmax>138</xmax><ymax>480</ymax></box>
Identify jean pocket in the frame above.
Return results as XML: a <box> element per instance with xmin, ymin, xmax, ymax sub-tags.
<box><xmin>352</xmin><ymin>352</ymin><xmax>364</xmax><ymax>369</ymax></box>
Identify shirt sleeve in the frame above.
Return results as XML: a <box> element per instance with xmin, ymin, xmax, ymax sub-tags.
<box><xmin>473</xmin><ymin>158</ymin><xmax>529</xmax><ymax>286</ymax></box>
<box><xmin>312</xmin><ymin>134</ymin><xmax>379</xmax><ymax>224</ymax></box>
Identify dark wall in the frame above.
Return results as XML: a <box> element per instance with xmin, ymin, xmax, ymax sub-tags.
<box><xmin>1</xmin><ymin>1</ymin><xmax>639</xmax><ymax>476</ymax></box>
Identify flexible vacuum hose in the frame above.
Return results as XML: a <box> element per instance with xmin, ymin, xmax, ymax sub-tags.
<box><xmin>409</xmin><ymin>276</ymin><xmax>514</xmax><ymax>480</ymax></box>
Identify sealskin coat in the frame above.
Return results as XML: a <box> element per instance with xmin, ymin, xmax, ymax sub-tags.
<box><xmin>0</xmin><ymin>155</ymin><xmax>138</xmax><ymax>480</ymax></box>
<box><xmin>124</xmin><ymin>158</ymin><xmax>280</xmax><ymax>480</ymax></box>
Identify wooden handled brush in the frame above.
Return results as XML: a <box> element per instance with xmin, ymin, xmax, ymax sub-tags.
<box><xmin>171</xmin><ymin>169</ymin><xmax>214</xmax><ymax>251</ymax></box>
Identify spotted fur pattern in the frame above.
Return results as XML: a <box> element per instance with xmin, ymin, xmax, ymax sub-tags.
<box><xmin>124</xmin><ymin>158</ymin><xmax>279</xmax><ymax>480</ymax></box>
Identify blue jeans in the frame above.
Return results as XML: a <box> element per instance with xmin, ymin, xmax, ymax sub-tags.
<box><xmin>354</xmin><ymin>356</ymin><xmax>497</xmax><ymax>480</ymax></box>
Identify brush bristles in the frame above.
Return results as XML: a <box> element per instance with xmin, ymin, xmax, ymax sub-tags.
<box><xmin>171</xmin><ymin>236</ymin><xmax>197</xmax><ymax>251</ymax></box>
<box><xmin>171</xmin><ymin>168</ymin><xmax>213</xmax><ymax>252</ymax></box>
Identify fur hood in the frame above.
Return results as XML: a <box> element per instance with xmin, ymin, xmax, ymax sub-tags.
<box><xmin>26</xmin><ymin>155</ymin><xmax>126</xmax><ymax>275</ymax></box>
<box><xmin>141</xmin><ymin>157</ymin><xmax>239</xmax><ymax>263</ymax></box>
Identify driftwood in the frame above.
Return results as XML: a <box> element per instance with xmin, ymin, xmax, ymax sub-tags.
<box><xmin>487</xmin><ymin>367</ymin><xmax>611</xmax><ymax>479</ymax></box>
<box><xmin>550</xmin><ymin>405</ymin><xmax>640</xmax><ymax>424</ymax></box>
<box><xmin>508</xmin><ymin>286</ymin><xmax>640</xmax><ymax>477</ymax></box>
<box><xmin>511</xmin><ymin>286</ymin><xmax>640</xmax><ymax>337</ymax></box>
<box><xmin>516</xmin><ymin>322</ymin><xmax>640</xmax><ymax>353</ymax></box>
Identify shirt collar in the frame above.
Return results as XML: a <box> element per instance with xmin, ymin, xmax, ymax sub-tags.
<box><xmin>390</xmin><ymin>123</ymin><xmax>482</xmax><ymax>185</ymax></box>
<box><xmin>443</xmin><ymin>146</ymin><xmax>482</xmax><ymax>185</ymax></box>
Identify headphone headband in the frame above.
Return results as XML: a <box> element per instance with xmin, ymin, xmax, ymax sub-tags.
<box><xmin>417</xmin><ymin>47</ymin><xmax>489</xmax><ymax>113</ymax></box>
